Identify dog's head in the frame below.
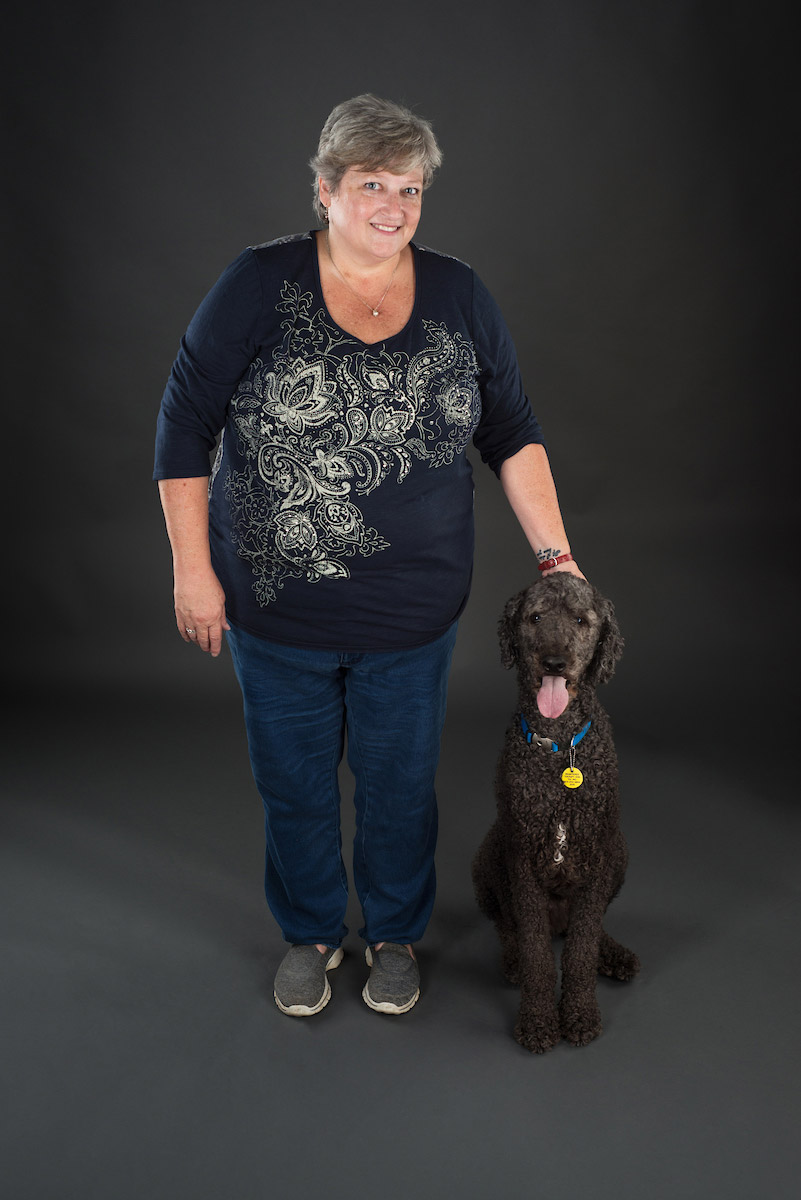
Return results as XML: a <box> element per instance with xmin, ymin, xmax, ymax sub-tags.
<box><xmin>498</xmin><ymin>574</ymin><xmax>623</xmax><ymax>718</ymax></box>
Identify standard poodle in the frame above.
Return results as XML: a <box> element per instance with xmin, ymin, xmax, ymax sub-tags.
<box><xmin>472</xmin><ymin>573</ymin><xmax>640</xmax><ymax>1052</ymax></box>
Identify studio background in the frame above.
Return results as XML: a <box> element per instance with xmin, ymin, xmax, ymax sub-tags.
<box><xmin>4</xmin><ymin>2</ymin><xmax>799</xmax><ymax>1198</ymax></box>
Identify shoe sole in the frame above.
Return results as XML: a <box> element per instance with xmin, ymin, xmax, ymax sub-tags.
<box><xmin>274</xmin><ymin>946</ymin><xmax>344</xmax><ymax>1017</ymax></box>
<box><xmin>362</xmin><ymin>946</ymin><xmax>420</xmax><ymax>1014</ymax></box>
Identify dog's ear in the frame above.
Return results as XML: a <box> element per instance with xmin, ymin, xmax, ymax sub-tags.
<box><xmin>586</xmin><ymin>594</ymin><xmax>624</xmax><ymax>685</ymax></box>
<box><xmin>498</xmin><ymin>588</ymin><xmax>527</xmax><ymax>669</ymax></box>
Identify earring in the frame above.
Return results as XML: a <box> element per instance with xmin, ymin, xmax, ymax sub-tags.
<box><xmin>322</xmin><ymin>207</ymin><xmax>329</xmax><ymax>223</ymax></box>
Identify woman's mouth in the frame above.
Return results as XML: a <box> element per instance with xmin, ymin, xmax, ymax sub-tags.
<box><xmin>371</xmin><ymin>223</ymin><xmax>401</xmax><ymax>233</ymax></box>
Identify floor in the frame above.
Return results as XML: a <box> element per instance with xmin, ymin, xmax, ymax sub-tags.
<box><xmin>4</xmin><ymin>684</ymin><xmax>799</xmax><ymax>1200</ymax></box>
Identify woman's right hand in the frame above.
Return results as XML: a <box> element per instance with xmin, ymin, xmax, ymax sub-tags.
<box><xmin>173</xmin><ymin>566</ymin><xmax>231</xmax><ymax>657</ymax></box>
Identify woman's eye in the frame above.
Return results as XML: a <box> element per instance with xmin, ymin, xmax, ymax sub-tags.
<box><xmin>364</xmin><ymin>181</ymin><xmax>380</xmax><ymax>190</ymax></box>
<box><xmin>404</xmin><ymin>187</ymin><xmax>420</xmax><ymax>196</ymax></box>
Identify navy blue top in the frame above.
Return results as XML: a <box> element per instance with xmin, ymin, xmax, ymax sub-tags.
<box><xmin>154</xmin><ymin>233</ymin><xmax>543</xmax><ymax>650</ymax></box>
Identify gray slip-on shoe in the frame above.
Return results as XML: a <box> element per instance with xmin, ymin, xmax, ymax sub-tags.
<box><xmin>362</xmin><ymin>943</ymin><xmax>420</xmax><ymax>1014</ymax></box>
<box><xmin>274</xmin><ymin>944</ymin><xmax>344</xmax><ymax>1016</ymax></box>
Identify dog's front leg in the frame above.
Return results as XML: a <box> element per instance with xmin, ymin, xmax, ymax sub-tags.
<box><xmin>559</xmin><ymin>882</ymin><xmax>608</xmax><ymax>1046</ymax></box>
<box><xmin>511</xmin><ymin>865</ymin><xmax>560</xmax><ymax>1053</ymax></box>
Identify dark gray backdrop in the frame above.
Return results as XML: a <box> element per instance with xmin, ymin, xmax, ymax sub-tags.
<box><xmin>4</xmin><ymin>2</ymin><xmax>799</xmax><ymax>1197</ymax></box>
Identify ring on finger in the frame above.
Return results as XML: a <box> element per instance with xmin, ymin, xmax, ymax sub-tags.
<box><xmin>185</xmin><ymin>627</ymin><xmax>196</xmax><ymax>635</ymax></box>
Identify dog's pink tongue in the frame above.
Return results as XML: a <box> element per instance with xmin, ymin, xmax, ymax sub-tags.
<box><xmin>537</xmin><ymin>675</ymin><xmax>569</xmax><ymax>719</ymax></box>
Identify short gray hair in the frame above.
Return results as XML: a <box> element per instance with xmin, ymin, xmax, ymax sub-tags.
<box><xmin>309</xmin><ymin>94</ymin><xmax>443</xmax><ymax>223</ymax></box>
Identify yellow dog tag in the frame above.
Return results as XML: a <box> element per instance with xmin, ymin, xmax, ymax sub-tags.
<box><xmin>561</xmin><ymin>766</ymin><xmax>584</xmax><ymax>789</ymax></box>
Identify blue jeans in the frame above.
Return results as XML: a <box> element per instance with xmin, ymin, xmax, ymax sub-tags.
<box><xmin>226</xmin><ymin>622</ymin><xmax>458</xmax><ymax>947</ymax></box>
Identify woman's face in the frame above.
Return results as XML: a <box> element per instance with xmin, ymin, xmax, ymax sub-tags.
<box><xmin>320</xmin><ymin>166</ymin><xmax>424</xmax><ymax>265</ymax></box>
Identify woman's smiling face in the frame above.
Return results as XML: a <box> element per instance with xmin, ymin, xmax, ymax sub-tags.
<box><xmin>319</xmin><ymin>166</ymin><xmax>424</xmax><ymax>265</ymax></box>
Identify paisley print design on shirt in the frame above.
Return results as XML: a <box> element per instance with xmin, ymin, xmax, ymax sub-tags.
<box><xmin>220</xmin><ymin>281</ymin><xmax>481</xmax><ymax>607</ymax></box>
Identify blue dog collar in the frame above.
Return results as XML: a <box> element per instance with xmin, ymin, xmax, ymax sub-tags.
<box><xmin>519</xmin><ymin>714</ymin><xmax>592</xmax><ymax>754</ymax></box>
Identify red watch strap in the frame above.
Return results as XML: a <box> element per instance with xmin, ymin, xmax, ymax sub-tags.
<box><xmin>538</xmin><ymin>553</ymin><xmax>574</xmax><ymax>572</ymax></box>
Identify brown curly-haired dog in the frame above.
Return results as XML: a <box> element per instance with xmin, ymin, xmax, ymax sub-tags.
<box><xmin>472</xmin><ymin>573</ymin><xmax>639</xmax><ymax>1053</ymax></box>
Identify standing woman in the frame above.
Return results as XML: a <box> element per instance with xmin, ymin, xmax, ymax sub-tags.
<box><xmin>155</xmin><ymin>94</ymin><xmax>582</xmax><ymax>1018</ymax></box>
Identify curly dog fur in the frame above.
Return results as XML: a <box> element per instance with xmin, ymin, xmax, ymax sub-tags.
<box><xmin>472</xmin><ymin>573</ymin><xmax>639</xmax><ymax>1052</ymax></box>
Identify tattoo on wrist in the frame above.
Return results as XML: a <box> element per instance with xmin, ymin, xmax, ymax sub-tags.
<box><xmin>536</xmin><ymin>548</ymin><xmax>562</xmax><ymax>564</ymax></box>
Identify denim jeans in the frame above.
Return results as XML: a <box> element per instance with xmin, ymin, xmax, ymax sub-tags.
<box><xmin>226</xmin><ymin>622</ymin><xmax>458</xmax><ymax>947</ymax></box>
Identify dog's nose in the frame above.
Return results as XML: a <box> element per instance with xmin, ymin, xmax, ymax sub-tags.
<box><xmin>543</xmin><ymin>655</ymin><xmax>567</xmax><ymax>674</ymax></box>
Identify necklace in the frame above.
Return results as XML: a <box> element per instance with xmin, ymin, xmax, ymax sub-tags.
<box><xmin>325</xmin><ymin>233</ymin><xmax>399</xmax><ymax>317</ymax></box>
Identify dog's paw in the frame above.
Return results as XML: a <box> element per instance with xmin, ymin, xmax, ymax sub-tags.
<box><xmin>514</xmin><ymin>1011</ymin><xmax>561</xmax><ymax>1054</ymax></box>
<box><xmin>559</xmin><ymin>1000</ymin><xmax>602</xmax><ymax>1047</ymax></box>
<box><xmin>598</xmin><ymin>937</ymin><xmax>641</xmax><ymax>981</ymax></box>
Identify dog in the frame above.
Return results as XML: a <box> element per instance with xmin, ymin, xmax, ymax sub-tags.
<box><xmin>472</xmin><ymin>572</ymin><xmax>639</xmax><ymax>1052</ymax></box>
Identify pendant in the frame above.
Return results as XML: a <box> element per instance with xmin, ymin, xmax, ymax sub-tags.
<box><xmin>372</xmin><ymin>309</ymin><xmax>379</xmax><ymax>317</ymax></box>
<box><xmin>561</xmin><ymin>766</ymin><xmax>584</xmax><ymax>789</ymax></box>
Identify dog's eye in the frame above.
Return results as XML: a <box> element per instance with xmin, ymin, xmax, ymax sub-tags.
<box><xmin>530</xmin><ymin>614</ymin><xmax>540</xmax><ymax>623</ymax></box>
<box><xmin>576</xmin><ymin>617</ymin><xmax>583</xmax><ymax>625</ymax></box>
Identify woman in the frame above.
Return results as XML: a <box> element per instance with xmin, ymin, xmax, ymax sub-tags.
<box><xmin>155</xmin><ymin>94</ymin><xmax>582</xmax><ymax>1018</ymax></box>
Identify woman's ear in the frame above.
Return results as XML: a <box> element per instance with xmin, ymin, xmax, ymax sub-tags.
<box><xmin>318</xmin><ymin>176</ymin><xmax>334</xmax><ymax>209</ymax></box>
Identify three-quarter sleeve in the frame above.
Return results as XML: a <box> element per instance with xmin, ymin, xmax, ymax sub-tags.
<box><xmin>153</xmin><ymin>248</ymin><xmax>264</xmax><ymax>479</ymax></box>
<box><xmin>470</xmin><ymin>271</ymin><xmax>544</xmax><ymax>476</ymax></box>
